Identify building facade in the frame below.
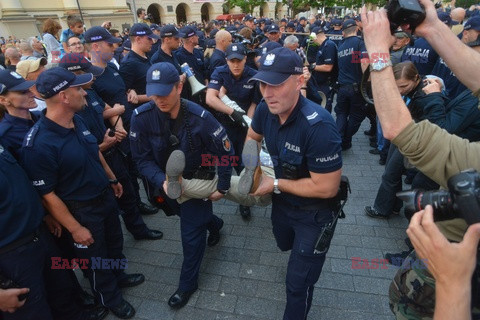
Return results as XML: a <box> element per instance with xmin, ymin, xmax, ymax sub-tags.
<box><xmin>0</xmin><ymin>0</ymin><xmax>288</xmax><ymax>39</ymax></box>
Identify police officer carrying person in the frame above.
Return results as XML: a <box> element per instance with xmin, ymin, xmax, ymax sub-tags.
<box><xmin>310</xmin><ymin>26</ymin><xmax>338</xmax><ymax>113</ymax></box>
<box><xmin>335</xmin><ymin>19</ymin><xmax>369</xmax><ymax>150</ymax></box>
<box><xmin>59</xmin><ymin>53</ymin><xmax>163</xmax><ymax>241</ymax></box>
<box><xmin>241</xmin><ymin>47</ymin><xmax>343</xmax><ymax>320</ymax></box>
<box><xmin>208</xmin><ymin>30</ymin><xmax>232</xmax><ymax>79</ymax></box>
<box><xmin>20</xmin><ymin>68</ymin><xmax>144</xmax><ymax>319</ymax></box>
<box><xmin>129</xmin><ymin>62</ymin><xmax>232</xmax><ymax>309</ymax></box>
<box><xmin>86</xmin><ymin>26</ymin><xmax>159</xmax><ymax>216</ymax></box>
<box><xmin>206</xmin><ymin>43</ymin><xmax>261</xmax><ymax>219</ymax></box>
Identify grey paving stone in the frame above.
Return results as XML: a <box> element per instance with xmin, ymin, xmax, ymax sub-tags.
<box><xmin>258</xmin><ymin>251</ymin><xmax>290</xmax><ymax>266</ymax></box>
<box><xmin>238</xmin><ymin>263</ymin><xmax>279</xmax><ymax>282</ymax></box>
<box><xmin>316</xmin><ymin>271</ymin><xmax>355</xmax><ymax>292</ymax></box>
<box><xmin>219</xmin><ymin>277</ymin><xmax>259</xmax><ymax>297</ymax></box>
<box><xmin>235</xmin><ymin>296</ymin><xmax>279</xmax><ymax>318</ymax></box>
<box><xmin>202</xmin><ymin>259</ymin><xmax>241</xmax><ymax>277</ymax></box>
<box><xmin>195</xmin><ymin>290</ymin><xmax>238</xmax><ymax>312</ymax></box>
<box><xmin>353</xmin><ymin>276</ymin><xmax>393</xmax><ymax>295</ymax></box>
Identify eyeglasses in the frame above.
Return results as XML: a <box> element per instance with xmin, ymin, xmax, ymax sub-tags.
<box><xmin>68</xmin><ymin>42</ymin><xmax>83</xmax><ymax>47</ymax></box>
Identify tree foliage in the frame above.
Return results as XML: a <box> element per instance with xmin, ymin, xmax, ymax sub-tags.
<box><xmin>224</xmin><ymin>0</ymin><xmax>268</xmax><ymax>14</ymax></box>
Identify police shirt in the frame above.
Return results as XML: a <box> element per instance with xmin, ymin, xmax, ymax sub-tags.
<box><xmin>328</xmin><ymin>30</ymin><xmax>343</xmax><ymax>47</ymax></box>
<box><xmin>251</xmin><ymin>95</ymin><xmax>342</xmax><ymax>207</ymax></box>
<box><xmin>148</xmin><ymin>40</ymin><xmax>161</xmax><ymax>60</ymax></box>
<box><xmin>21</xmin><ymin>115</ymin><xmax>109</xmax><ymax>201</ymax></box>
<box><xmin>129</xmin><ymin>99</ymin><xmax>234</xmax><ymax>191</ymax></box>
<box><xmin>313</xmin><ymin>39</ymin><xmax>338</xmax><ymax>84</ymax></box>
<box><xmin>0</xmin><ymin>145</ymin><xmax>44</xmax><ymax>248</ymax></box>
<box><xmin>150</xmin><ymin>48</ymin><xmax>182</xmax><ymax>74</ymax></box>
<box><xmin>77</xmin><ymin>89</ymin><xmax>108</xmax><ymax>144</ymax></box>
<box><xmin>175</xmin><ymin>46</ymin><xmax>207</xmax><ymax>83</ymax></box>
<box><xmin>208</xmin><ymin>64</ymin><xmax>261</xmax><ymax>112</ymax></box>
<box><xmin>208</xmin><ymin>49</ymin><xmax>227</xmax><ymax>78</ymax></box>
<box><xmin>119</xmin><ymin>49</ymin><xmax>151</xmax><ymax>99</ymax></box>
<box><xmin>92</xmin><ymin>62</ymin><xmax>133</xmax><ymax>127</ymax></box>
<box><xmin>401</xmin><ymin>37</ymin><xmax>439</xmax><ymax>76</ymax></box>
<box><xmin>432</xmin><ymin>57</ymin><xmax>467</xmax><ymax>101</ymax></box>
<box><xmin>0</xmin><ymin>111</ymin><xmax>40</xmax><ymax>158</ymax></box>
<box><xmin>337</xmin><ymin>36</ymin><xmax>367</xmax><ymax>85</ymax></box>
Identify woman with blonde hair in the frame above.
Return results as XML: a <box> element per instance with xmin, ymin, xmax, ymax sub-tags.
<box><xmin>42</xmin><ymin>18</ymin><xmax>62</xmax><ymax>65</ymax></box>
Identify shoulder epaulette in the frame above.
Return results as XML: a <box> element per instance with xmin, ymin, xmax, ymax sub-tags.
<box><xmin>300</xmin><ymin>103</ymin><xmax>323</xmax><ymax>126</ymax></box>
<box><xmin>23</xmin><ymin>124</ymin><xmax>40</xmax><ymax>148</ymax></box>
<box><xmin>185</xmin><ymin>100</ymin><xmax>207</xmax><ymax>119</ymax></box>
<box><xmin>133</xmin><ymin>101</ymin><xmax>155</xmax><ymax>116</ymax></box>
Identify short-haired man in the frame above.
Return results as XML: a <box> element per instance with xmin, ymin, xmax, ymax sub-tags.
<box><xmin>208</xmin><ymin>30</ymin><xmax>232</xmax><ymax>79</ymax></box>
<box><xmin>244</xmin><ymin>47</ymin><xmax>342</xmax><ymax>320</ymax></box>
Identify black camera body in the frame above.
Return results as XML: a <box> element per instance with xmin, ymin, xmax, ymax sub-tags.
<box><xmin>386</xmin><ymin>0</ymin><xmax>426</xmax><ymax>32</ymax></box>
<box><xmin>397</xmin><ymin>169</ymin><xmax>480</xmax><ymax>225</ymax></box>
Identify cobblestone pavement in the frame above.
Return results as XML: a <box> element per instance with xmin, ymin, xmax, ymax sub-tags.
<box><xmin>93</xmin><ymin>120</ymin><xmax>409</xmax><ymax>320</ymax></box>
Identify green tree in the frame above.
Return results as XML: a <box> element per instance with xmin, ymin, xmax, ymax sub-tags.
<box><xmin>223</xmin><ymin>0</ymin><xmax>268</xmax><ymax>14</ymax></box>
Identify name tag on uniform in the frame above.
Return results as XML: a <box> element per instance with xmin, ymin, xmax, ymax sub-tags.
<box><xmin>243</xmin><ymin>84</ymin><xmax>254</xmax><ymax>89</ymax></box>
<box><xmin>113</xmin><ymin>72</ymin><xmax>120</xmax><ymax>76</ymax></box>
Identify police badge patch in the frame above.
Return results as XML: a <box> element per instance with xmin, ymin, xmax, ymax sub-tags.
<box><xmin>152</xmin><ymin>70</ymin><xmax>160</xmax><ymax>81</ymax></box>
<box><xmin>264</xmin><ymin>54</ymin><xmax>275</xmax><ymax>66</ymax></box>
<box><xmin>222</xmin><ymin>136</ymin><xmax>231</xmax><ymax>151</ymax></box>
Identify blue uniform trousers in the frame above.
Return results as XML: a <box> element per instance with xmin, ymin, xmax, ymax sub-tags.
<box><xmin>0</xmin><ymin>227</ymin><xmax>82</xmax><ymax>320</ymax></box>
<box><xmin>271</xmin><ymin>198</ymin><xmax>333</xmax><ymax>320</ymax></box>
<box><xmin>66</xmin><ymin>190</ymin><xmax>125</xmax><ymax>308</ymax></box>
<box><xmin>178</xmin><ymin>198</ymin><xmax>222</xmax><ymax>292</ymax></box>
<box><xmin>334</xmin><ymin>85</ymin><xmax>367</xmax><ymax>148</ymax></box>
<box><xmin>104</xmin><ymin>150</ymin><xmax>148</xmax><ymax>236</ymax></box>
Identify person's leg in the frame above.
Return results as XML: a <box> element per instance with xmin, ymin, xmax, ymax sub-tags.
<box><xmin>334</xmin><ymin>86</ymin><xmax>349</xmax><ymax>147</ymax></box>
<box><xmin>344</xmin><ymin>93</ymin><xmax>367</xmax><ymax>147</ymax></box>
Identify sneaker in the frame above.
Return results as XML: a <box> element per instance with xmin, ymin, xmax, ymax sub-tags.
<box><xmin>364</xmin><ymin>206</ymin><xmax>390</xmax><ymax>219</ymax></box>
<box><xmin>238</xmin><ymin>140</ymin><xmax>261</xmax><ymax>195</ymax></box>
<box><xmin>165</xmin><ymin>150</ymin><xmax>185</xmax><ymax>199</ymax></box>
<box><xmin>385</xmin><ymin>250</ymin><xmax>412</xmax><ymax>266</ymax></box>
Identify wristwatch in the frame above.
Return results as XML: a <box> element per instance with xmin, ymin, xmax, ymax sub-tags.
<box><xmin>273</xmin><ymin>179</ymin><xmax>281</xmax><ymax>194</ymax></box>
<box><xmin>217</xmin><ymin>189</ymin><xmax>228</xmax><ymax>195</ymax></box>
<box><xmin>109</xmin><ymin>179</ymin><xmax>119</xmax><ymax>185</ymax></box>
<box><xmin>369</xmin><ymin>58</ymin><xmax>392</xmax><ymax>72</ymax></box>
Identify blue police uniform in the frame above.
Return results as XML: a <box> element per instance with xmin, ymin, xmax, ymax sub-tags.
<box><xmin>147</xmin><ymin>39</ymin><xmax>161</xmax><ymax>60</ymax></box>
<box><xmin>0</xmin><ymin>111</ymin><xmax>39</xmax><ymax>158</ymax></box>
<box><xmin>150</xmin><ymin>48</ymin><xmax>182</xmax><ymax>73</ymax></box>
<box><xmin>208</xmin><ymin>49</ymin><xmax>227</xmax><ymax>79</ymax></box>
<box><xmin>93</xmin><ymin>63</ymin><xmax>133</xmax><ymax>128</ymax></box>
<box><xmin>0</xmin><ymin>145</ymin><xmax>90</xmax><ymax>320</ymax></box>
<box><xmin>313</xmin><ymin>38</ymin><xmax>338</xmax><ymax>112</ymax></box>
<box><xmin>328</xmin><ymin>29</ymin><xmax>343</xmax><ymax>46</ymax></box>
<box><xmin>129</xmin><ymin>99</ymin><xmax>233</xmax><ymax>292</ymax></box>
<box><xmin>401</xmin><ymin>37</ymin><xmax>439</xmax><ymax>76</ymax></box>
<box><xmin>175</xmin><ymin>46</ymin><xmax>207</xmax><ymax>83</ymax></box>
<box><xmin>77</xmin><ymin>89</ymin><xmax>150</xmax><ymax>237</ymax></box>
<box><xmin>251</xmin><ymin>95</ymin><xmax>342</xmax><ymax>320</ymax></box>
<box><xmin>119</xmin><ymin>50</ymin><xmax>152</xmax><ymax>111</ymax></box>
<box><xmin>335</xmin><ymin>35</ymin><xmax>368</xmax><ymax>149</ymax></box>
<box><xmin>208</xmin><ymin>64</ymin><xmax>260</xmax><ymax>174</ymax></box>
<box><xmin>21</xmin><ymin>115</ymin><xmax>128</xmax><ymax>308</ymax></box>
<box><xmin>432</xmin><ymin>57</ymin><xmax>467</xmax><ymax>100</ymax></box>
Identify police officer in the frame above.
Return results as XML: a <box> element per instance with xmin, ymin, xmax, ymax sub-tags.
<box><xmin>262</xmin><ymin>24</ymin><xmax>284</xmax><ymax>46</ymax></box>
<box><xmin>328</xmin><ymin>19</ymin><xmax>344</xmax><ymax>46</ymax></box>
<box><xmin>208</xmin><ymin>30</ymin><xmax>232</xmax><ymax>79</ymax></box>
<box><xmin>311</xmin><ymin>26</ymin><xmax>337</xmax><ymax>113</ymax></box>
<box><xmin>243</xmin><ymin>47</ymin><xmax>342</xmax><ymax>320</ymax></box>
<box><xmin>86</xmin><ymin>26</ymin><xmax>159</xmax><ymax>216</ymax></box>
<box><xmin>401</xmin><ymin>36</ymin><xmax>439</xmax><ymax>76</ymax></box>
<box><xmin>206</xmin><ymin>43</ymin><xmax>260</xmax><ymax>219</ymax></box>
<box><xmin>150</xmin><ymin>24</ymin><xmax>182</xmax><ymax>73</ymax></box>
<box><xmin>0</xmin><ymin>144</ymin><xmax>109</xmax><ymax>320</ymax></box>
<box><xmin>129</xmin><ymin>62</ymin><xmax>232</xmax><ymax>309</ymax></box>
<box><xmin>59</xmin><ymin>53</ymin><xmax>163</xmax><ymax>241</ymax></box>
<box><xmin>21</xmin><ymin>68</ymin><xmax>144</xmax><ymax>319</ymax></box>
<box><xmin>335</xmin><ymin>19</ymin><xmax>369</xmax><ymax>150</ymax></box>
<box><xmin>147</xmin><ymin>24</ymin><xmax>162</xmax><ymax>59</ymax></box>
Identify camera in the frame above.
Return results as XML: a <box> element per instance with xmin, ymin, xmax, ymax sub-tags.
<box><xmin>146</xmin><ymin>13</ymin><xmax>154</xmax><ymax>21</ymax></box>
<box><xmin>397</xmin><ymin>169</ymin><xmax>480</xmax><ymax>225</ymax></box>
<box><xmin>386</xmin><ymin>0</ymin><xmax>426</xmax><ymax>32</ymax></box>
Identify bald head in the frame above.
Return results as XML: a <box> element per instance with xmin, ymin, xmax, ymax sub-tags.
<box><xmin>5</xmin><ymin>47</ymin><xmax>21</xmax><ymax>65</ymax></box>
<box><xmin>215</xmin><ymin>30</ymin><xmax>232</xmax><ymax>51</ymax></box>
<box><xmin>451</xmin><ymin>8</ymin><xmax>466</xmax><ymax>23</ymax></box>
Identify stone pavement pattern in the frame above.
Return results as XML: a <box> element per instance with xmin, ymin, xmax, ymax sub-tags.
<box><xmin>89</xmin><ymin>120</ymin><xmax>410</xmax><ymax>320</ymax></box>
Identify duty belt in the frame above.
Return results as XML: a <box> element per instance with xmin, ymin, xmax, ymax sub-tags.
<box><xmin>0</xmin><ymin>227</ymin><xmax>41</xmax><ymax>255</ymax></box>
<box><xmin>182</xmin><ymin>168</ymin><xmax>216</xmax><ymax>180</ymax></box>
<box><xmin>64</xmin><ymin>187</ymin><xmax>110</xmax><ymax>211</ymax></box>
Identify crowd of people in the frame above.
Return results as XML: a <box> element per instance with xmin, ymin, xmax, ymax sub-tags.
<box><xmin>2</xmin><ymin>1</ymin><xmax>480</xmax><ymax>320</ymax></box>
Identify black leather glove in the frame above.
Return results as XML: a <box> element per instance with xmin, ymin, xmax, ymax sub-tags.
<box><xmin>229</xmin><ymin>110</ymin><xmax>249</xmax><ymax>129</ymax></box>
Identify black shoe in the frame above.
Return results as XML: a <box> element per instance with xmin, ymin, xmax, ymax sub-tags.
<box><xmin>364</xmin><ymin>206</ymin><xmax>390</xmax><ymax>219</ymax></box>
<box><xmin>239</xmin><ymin>205</ymin><xmax>251</xmax><ymax>220</ymax></box>
<box><xmin>118</xmin><ymin>273</ymin><xmax>145</xmax><ymax>288</ymax></box>
<box><xmin>364</xmin><ymin>129</ymin><xmax>375</xmax><ymax>136</ymax></box>
<box><xmin>384</xmin><ymin>250</ymin><xmax>412</xmax><ymax>266</ymax></box>
<box><xmin>133</xmin><ymin>229</ymin><xmax>163</xmax><ymax>240</ymax></box>
<box><xmin>138</xmin><ymin>202</ymin><xmax>158</xmax><ymax>215</ymax></box>
<box><xmin>207</xmin><ymin>218</ymin><xmax>224</xmax><ymax>247</ymax></box>
<box><xmin>168</xmin><ymin>289</ymin><xmax>197</xmax><ymax>309</ymax></box>
<box><xmin>379</xmin><ymin>158</ymin><xmax>386</xmax><ymax>165</ymax></box>
<box><xmin>370</xmin><ymin>141</ymin><xmax>377</xmax><ymax>148</ymax></box>
<box><xmin>76</xmin><ymin>288</ymin><xmax>97</xmax><ymax>309</ymax></box>
<box><xmin>109</xmin><ymin>300</ymin><xmax>135</xmax><ymax>319</ymax></box>
<box><xmin>369</xmin><ymin>136</ymin><xmax>376</xmax><ymax>142</ymax></box>
<box><xmin>369</xmin><ymin>148</ymin><xmax>380</xmax><ymax>155</ymax></box>
<box><xmin>79</xmin><ymin>306</ymin><xmax>108</xmax><ymax>320</ymax></box>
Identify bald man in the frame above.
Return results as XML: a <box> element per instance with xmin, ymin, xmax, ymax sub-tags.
<box><xmin>451</xmin><ymin>8</ymin><xmax>466</xmax><ymax>35</ymax></box>
<box><xmin>208</xmin><ymin>30</ymin><xmax>232</xmax><ymax>79</ymax></box>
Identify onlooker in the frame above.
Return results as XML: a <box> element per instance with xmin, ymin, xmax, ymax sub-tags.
<box><xmin>66</xmin><ymin>36</ymin><xmax>85</xmax><ymax>54</ymax></box>
<box><xmin>41</xmin><ymin>18</ymin><xmax>62</xmax><ymax>64</ymax></box>
<box><xmin>60</xmin><ymin>15</ymin><xmax>85</xmax><ymax>54</ymax></box>
<box><xmin>4</xmin><ymin>47</ymin><xmax>21</xmax><ymax>71</ymax></box>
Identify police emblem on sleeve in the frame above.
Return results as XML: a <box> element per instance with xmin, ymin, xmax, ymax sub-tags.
<box><xmin>264</xmin><ymin>54</ymin><xmax>275</xmax><ymax>66</ymax></box>
<box><xmin>152</xmin><ymin>70</ymin><xmax>160</xmax><ymax>81</ymax></box>
<box><xmin>222</xmin><ymin>136</ymin><xmax>231</xmax><ymax>151</ymax></box>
